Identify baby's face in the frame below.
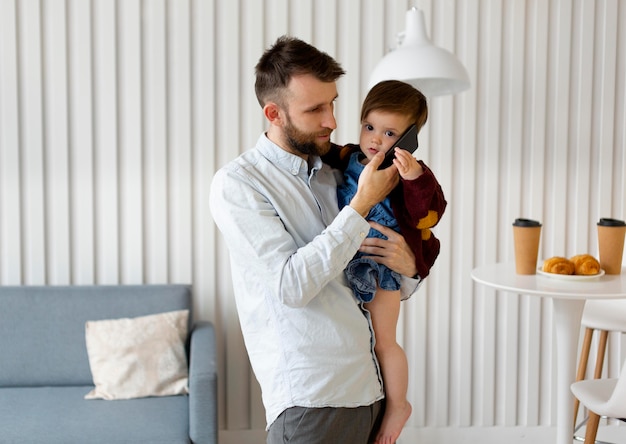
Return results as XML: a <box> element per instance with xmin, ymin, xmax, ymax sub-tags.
<box><xmin>359</xmin><ymin>110</ymin><xmax>413</xmax><ymax>164</ymax></box>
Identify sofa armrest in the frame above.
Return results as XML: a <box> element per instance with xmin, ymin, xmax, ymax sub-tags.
<box><xmin>188</xmin><ymin>321</ymin><xmax>218</xmax><ymax>444</ymax></box>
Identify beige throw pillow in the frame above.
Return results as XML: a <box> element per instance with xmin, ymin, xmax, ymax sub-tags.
<box><xmin>84</xmin><ymin>309</ymin><xmax>189</xmax><ymax>400</ymax></box>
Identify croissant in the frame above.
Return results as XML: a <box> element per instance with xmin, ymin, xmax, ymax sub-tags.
<box><xmin>542</xmin><ymin>257</ymin><xmax>575</xmax><ymax>275</ymax></box>
<box><xmin>570</xmin><ymin>254</ymin><xmax>601</xmax><ymax>275</ymax></box>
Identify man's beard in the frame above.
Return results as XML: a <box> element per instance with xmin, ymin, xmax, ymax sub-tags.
<box><xmin>284</xmin><ymin>115</ymin><xmax>332</xmax><ymax>157</ymax></box>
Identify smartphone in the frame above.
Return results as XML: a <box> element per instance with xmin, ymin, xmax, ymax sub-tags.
<box><xmin>378</xmin><ymin>124</ymin><xmax>419</xmax><ymax>169</ymax></box>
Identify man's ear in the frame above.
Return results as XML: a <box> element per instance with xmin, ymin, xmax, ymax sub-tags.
<box><xmin>263</xmin><ymin>103</ymin><xmax>282</xmax><ymax>124</ymax></box>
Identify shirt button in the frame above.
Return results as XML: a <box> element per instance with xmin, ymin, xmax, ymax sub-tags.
<box><xmin>359</xmin><ymin>232</ymin><xmax>366</xmax><ymax>238</ymax></box>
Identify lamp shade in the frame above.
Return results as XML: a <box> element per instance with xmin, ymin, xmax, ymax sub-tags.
<box><xmin>368</xmin><ymin>8</ymin><xmax>470</xmax><ymax>97</ymax></box>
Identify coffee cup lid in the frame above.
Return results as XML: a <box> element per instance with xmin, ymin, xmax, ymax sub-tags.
<box><xmin>598</xmin><ymin>218</ymin><xmax>626</xmax><ymax>227</ymax></box>
<box><xmin>513</xmin><ymin>218</ymin><xmax>541</xmax><ymax>227</ymax></box>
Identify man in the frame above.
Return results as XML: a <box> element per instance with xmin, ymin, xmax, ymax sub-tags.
<box><xmin>209</xmin><ymin>36</ymin><xmax>420</xmax><ymax>443</ymax></box>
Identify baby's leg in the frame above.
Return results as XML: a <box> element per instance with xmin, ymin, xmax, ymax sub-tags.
<box><xmin>366</xmin><ymin>288</ymin><xmax>412</xmax><ymax>444</ymax></box>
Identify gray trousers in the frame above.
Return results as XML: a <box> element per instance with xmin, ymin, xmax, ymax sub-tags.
<box><xmin>267</xmin><ymin>400</ymin><xmax>384</xmax><ymax>444</ymax></box>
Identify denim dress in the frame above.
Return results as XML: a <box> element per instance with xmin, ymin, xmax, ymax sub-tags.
<box><xmin>336</xmin><ymin>152</ymin><xmax>402</xmax><ymax>303</ymax></box>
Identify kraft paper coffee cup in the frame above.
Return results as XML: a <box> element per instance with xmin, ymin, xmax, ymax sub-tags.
<box><xmin>597</xmin><ymin>218</ymin><xmax>626</xmax><ymax>274</ymax></box>
<box><xmin>512</xmin><ymin>218</ymin><xmax>542</xmax><ymax>274</ymax></box>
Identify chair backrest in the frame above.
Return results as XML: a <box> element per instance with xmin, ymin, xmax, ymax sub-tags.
<box><xmin>581</xmin><ymin>299</ymin><xmax>626</xmax><ymax>331</ymax></box>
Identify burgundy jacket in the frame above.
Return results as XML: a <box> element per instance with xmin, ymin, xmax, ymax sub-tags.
<box><xmin>323</xmin><ymin>143</ymin><xmax>447</xmax><ymax>279</ymax></box>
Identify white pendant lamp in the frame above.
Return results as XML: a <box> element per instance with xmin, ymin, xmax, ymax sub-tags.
<box><xmin>368</xmin><ymin>7</ymin><xmax>470</xmax><ymax>97</ymax></box>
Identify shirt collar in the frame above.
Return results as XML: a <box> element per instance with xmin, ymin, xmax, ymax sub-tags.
<box><xmin>257</xmin><ymin>133</ymin><xmax>323</xmax><ymax>176</ymax></box>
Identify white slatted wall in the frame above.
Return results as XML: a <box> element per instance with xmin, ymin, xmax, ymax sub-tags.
<box><xmin>1</xmin><ymin>0</ymin><xmax>625</xmax><ymax>440</ymax></box>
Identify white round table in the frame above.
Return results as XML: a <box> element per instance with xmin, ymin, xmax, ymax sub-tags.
<box><xmin>471</xmin><ymin>263</ymin><xmax>626</xmax><ymax>444</ymax></box>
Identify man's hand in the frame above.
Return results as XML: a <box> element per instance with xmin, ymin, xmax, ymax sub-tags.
<box><xmin>359</xmin><ymin>221</ymin><xmax>418</xmax><ymax>278</ymax></box>
<box><xmin>349</xmin><ymin>153</ymin><xmax>399</xmax><ymax>217</ymax></box>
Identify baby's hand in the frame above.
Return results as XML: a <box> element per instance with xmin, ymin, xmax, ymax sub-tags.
<box><xmin>392</xmin><ymin>148</ymin><xmax>423</xmax><ymax>180</ymax></box>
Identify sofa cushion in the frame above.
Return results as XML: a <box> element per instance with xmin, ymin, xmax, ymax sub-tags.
<box><xmin>85</xmin><ymin>309</ymin><xmax>190</xmax><ymax>400</ymax></box>
<box><xmin>0</xmin><ymin>386</ymin><xmax>190</xmax><ymax>443</ymax></box>
<box><xmin>0</xmin><ymin>285</ymin><xmax>191</xmax><ymax>387</ymax></box>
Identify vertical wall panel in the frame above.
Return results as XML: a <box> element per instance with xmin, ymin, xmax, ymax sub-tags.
<box><xmin>473</xmin><ymin>0</ymin><xmax>504</xmax><ymax>427</ymax></box>
<box><xmin>189</xmin><ymin>0</ymin><xmax>217</xmax><ymax>325</ymax></box>
<box><xmin>167</xmin><ymin>0</ymin><xmax>193</xmax><ymax>285</ymax></box>
<box><xmin>335</xmin><ymin>0</ymin><xmax>362</xmax><ymax>145</ymax></box>
<box><xmin>522</xmin><ymin>0</ymin><xmax>551</xmax><ymax>425</ymax></box>
<box><xmin>118</xmin><ymin>0</ymin><xmax>144</xmax><ymax>284</ymax></box>
<box><xmin>0</xmin><ymin>0</ymin><xmax>22</xmax><ymax>284</ymax></box>
<box><xmin>18</xmin><ymin>0</ymin><xmax>46</xmax><ymax>284</ymax></box>
<box><xmin>568</xmin><ymin>0</ymin><xmax>595</xmax><ymax>253</ymax></box>
<box><xmin>1</xmin><ymin>0</ymin><xmax>625</xmax><ymax>440</ymax></box>
<box><xmin>616</xmin><ymin>3</ymin><xmax>626</xmax><ymax>218</ymax></box>
<box><xmin>142</xmin><ymin>0</ymin><xmax>169</xmax><ymax>283</ymax></box>
<box><xmin>447</xmin><ymin>0</ymin><xmax>480</xmax><ymax>428</ymax></box>
<box><xmin>42</xmin><ymin>0</ymin><xmax>71</xmax><ymax>285</ymax></box>
<box><xmin>544</xmin><ymin>0</ymin><xmax>573</xmax><ymax>258</ymax></box>
<box><xmin>498</xmin><ymin>0</ymin><xmax>525</xmax><ymax>427</ymax></box>
<box><xmin>93</xmin><ymin>0</ymin><xmax>119</xmax><ymax>284</ymax></box>
<box><xmin>68</xmin><ymin>0</ymin><xmax>95</xmax><ymax>284</ymax></box>
<box><xmin>592</xmin><ymin>0</ymin><xmax>619</xmax><ymax>223</ymax></box>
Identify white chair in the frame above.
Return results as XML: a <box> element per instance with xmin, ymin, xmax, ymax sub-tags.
<box><xmin>572</xmin><ymin>299</ymin><xmax>626</xmax><ymax>443</ymax></box>
<box><xmin>571</xmin><ymin>358</ymin><xmax>626</xmax><ymax>444</ymax></box>
<box><xmin>574</xmin><ymin>301</ymin><xmax>626</xmax><ymax>416</ymax></box>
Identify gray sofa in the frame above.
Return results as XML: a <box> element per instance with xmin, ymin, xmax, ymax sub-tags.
<box><xmin>0</xmin><ymin>284</ymin><xmax>217</xmax><ymax>444</ymax></box>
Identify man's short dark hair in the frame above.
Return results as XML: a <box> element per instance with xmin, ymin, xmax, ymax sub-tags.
<box><xmin>254</xmin><ymin>35</ymin><xmax>345</xmax><ymax>107</ymax></box>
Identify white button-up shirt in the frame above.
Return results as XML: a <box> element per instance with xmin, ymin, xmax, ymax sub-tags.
<box><xmin>209</xmin><ymin>134</ymin><xmax>418</xmax><ymax>429</ymax></box>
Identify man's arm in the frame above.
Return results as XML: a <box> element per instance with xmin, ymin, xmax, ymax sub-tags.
<box><xmin>209</xmin><ymin>153</ymin><xmax>398</xmax><ymax>308</ymax></box>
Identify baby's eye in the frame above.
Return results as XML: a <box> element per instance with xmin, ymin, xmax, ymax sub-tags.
<box><xmin>365</xmin><ymin>124</ymin><xmax>374</xmax><ymax>131</ymax></box>
<box><xmin>385</xmin><ymin>130</ymin><xmax>395</xmax><ymax>137</ymax></box>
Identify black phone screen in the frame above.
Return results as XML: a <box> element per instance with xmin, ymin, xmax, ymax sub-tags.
<box><xmin>378</xmin><ymin>124</ymin><xmax>419</xmax><ymax>169</ymax></box>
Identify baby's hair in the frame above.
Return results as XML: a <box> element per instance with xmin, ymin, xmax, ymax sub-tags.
<box><xmin>361</xmin><ymin>80</ymin><xmax>428</xmax><ymax>131</ymax></box>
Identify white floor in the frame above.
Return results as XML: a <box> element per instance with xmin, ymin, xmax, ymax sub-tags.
<box><xmin>219</xmin><ymin>424</ymin><xmax>626</xmax><ymax>444</ymax></box>
<box><xmin>398</xmin><ymin>425</ymin><xmax>626</xmax><ymax>444</ymax></box>
<box><xmin>573</xmin><ymin>422</ymin><xmax>626</xmax><ymax>444</ymax></box>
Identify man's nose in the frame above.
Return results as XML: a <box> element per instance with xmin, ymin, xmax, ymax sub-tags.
<box><xmin>323</xmin><ymin>111</ymin><xmax>337</xmax><ymax>130</ymax></box>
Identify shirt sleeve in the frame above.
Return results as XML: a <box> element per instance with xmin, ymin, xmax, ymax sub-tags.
<box><xmin>209</xmin><ymin>165</ymin><xmax>370</xmax><ymax>308</ymax></box>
